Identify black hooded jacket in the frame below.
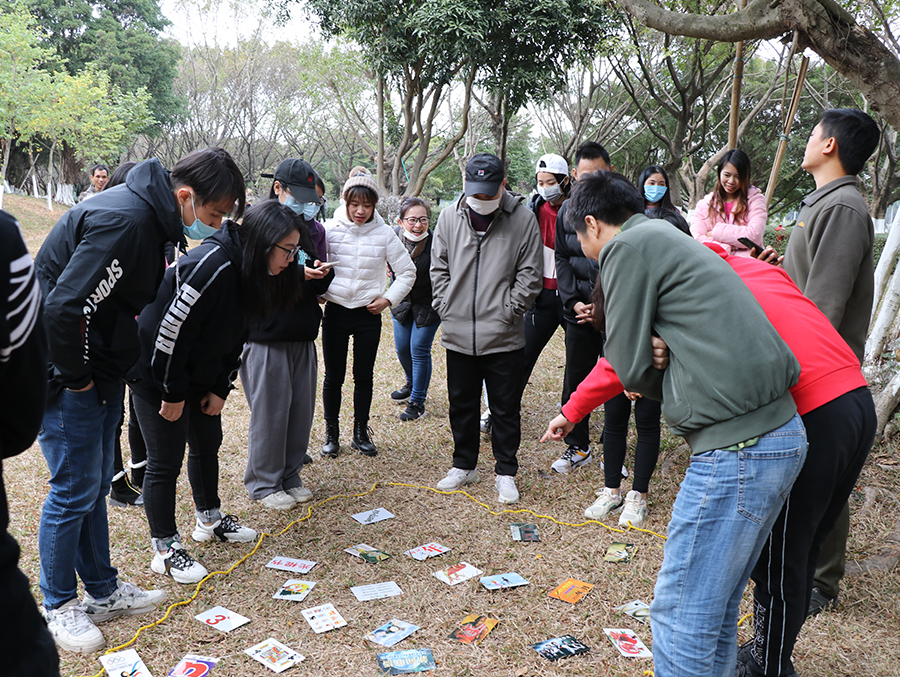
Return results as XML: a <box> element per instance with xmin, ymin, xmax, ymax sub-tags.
<box><xmin>554</xmin><ymin>200</ymin><xmax>599</xmax><ymax>325</ymax></box>
<box><xmin>34</xmin><ymin>158</ymin><xmax>183</xmax><ymax>402</ymax></box>
<box><xmin>131</xmin><ymin>221</ymin><xmax>246</xmax><ymax>405</ymax></box>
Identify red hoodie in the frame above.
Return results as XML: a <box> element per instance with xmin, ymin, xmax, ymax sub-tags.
<box><xmin>562</xmin><ymin>243</ymin><xmax>866</xmax><ymax>423</ymax></box>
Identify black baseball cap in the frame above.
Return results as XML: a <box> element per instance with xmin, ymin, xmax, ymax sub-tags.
<box><xmin>262</xmin><ymin>159</ymin><xmax>318</xmax><ymax>202</ymax></box>
<box><xmin>464</xmin><ymin>153</ymin><xmax>505</xmax><ymax>196</ymax></box>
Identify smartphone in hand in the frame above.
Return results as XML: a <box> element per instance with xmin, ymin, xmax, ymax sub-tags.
<box><xmin>738</xmin><ymin>237</ymin><xmax>766</xmax><ymax>255</ymax></box>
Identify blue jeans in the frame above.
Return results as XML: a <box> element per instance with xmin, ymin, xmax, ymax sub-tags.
<box><xmin>649</xmin><ymin>414</ymin><xmax>807</xmax><ymax>677</ymax></box>
<box><xmin>392</xmin><ymin>316</ymin><xmax>440</xmax><ymax>404</ymax></box>
<box><xmin>38</xmin><ymin>384</ymin><xmax>123</xmax><ymax>609</ymax></box>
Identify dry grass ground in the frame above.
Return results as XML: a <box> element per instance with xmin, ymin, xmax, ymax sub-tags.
<box><xmin>5</xmin><ymin>193</ymin><xmax>900</xmax><ymax>677</ymax></box>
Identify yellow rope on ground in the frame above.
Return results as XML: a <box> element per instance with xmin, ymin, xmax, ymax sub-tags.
<box><xmin>78</xmin><ymin>481</ymin><xmax>669</xmax><ymax>676</ymax></box>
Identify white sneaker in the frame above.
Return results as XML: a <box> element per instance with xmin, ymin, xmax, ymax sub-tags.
<box><xmin>42</xmin><ymin>599</ymin><xmax>105</xmax><ymax>653</ymax></box>
<box><xmin>479</xmin><ymin>409</ymin><xmax>492</xmax><ymax>435</ymax></box>
<box><xmin>436</xmin><ymin>467</ymin><xmax>480</xmax><ymax>491</ymax></box>
<box><xmin>618</xmin><ymin>490</ymin><xmax>647</xmax><ymax>527</ymax></box>
<box><xmin>151</xmin><ymin>543</ymin><xmax>209</xmax><ymax>584</ymax></box>
<box><xmin>285</xmin><ymin>485</ymin><xmax>313</xmax><ymax>503</ymax></box>
<box><xmin>584</xmin><ymin>487</ymin><xmax>624</xmax><ymax>519</ymax></box>
<box><xmin>192</xmin><ymin>514</ymin><xmax>257</xmax><ymax>543</ymax></box>
<box><xmin>495</xmin><ymin>475</ymin><xmax>519</xmax><ymax>504</ymax></box>
<box><xmin>81</xmin><ymin>581</ymin><xmax>166</xmax><ymax>623</ymax></box>
<box><xmin>259</xmin><ymin>490</ymin><xmax>296</xmax><ymax>510</ymax></box>
<box><xmin>551</xmin><ymin>446</ymin><xmax>593</xmax><ymax>474</ymax></box>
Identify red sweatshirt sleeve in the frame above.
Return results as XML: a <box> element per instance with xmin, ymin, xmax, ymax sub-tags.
<box><xmin>561</xmin><ymin>357</ymin><xmax>625</xmax><ymax>422</ymax></box>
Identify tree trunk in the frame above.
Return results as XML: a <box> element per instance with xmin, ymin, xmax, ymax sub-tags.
<box><xmin>377</xmin><ymin>73</ymin><xmax>385</xmax><ymax>191</ymax></box>
<box><xmin>46</xmin><ymin>139</ymin><xmax>56</xmax><ymax>212</ymax></box>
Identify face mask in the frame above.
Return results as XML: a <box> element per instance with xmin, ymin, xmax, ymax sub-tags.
<box><xmin>301</xmin><ymin>202</ymin><xmax>319</xmax><ymax>220</ymax></box>
<box><xmin>538</xmin><ymin>183</ymin><xmax>563</xmax><ymax>203</ymax></box>
<box><xmin>467</xmin><ymin>196</ymin><xmax>501</xmax><ymax>216</ymax></box>
<box><xmin>182</xmin><ymin>192</ymin><xmax>218</xmax><ymax>240</ymax></box>
<box><xmin>403</xmin><ymin>229</ymin><xmax>429</xmax><ymax>242</ymax></box>
<box><xmin>644</xmin><ymin>185</ymin><xmax>668</xmax><ymax>204</ymax></box>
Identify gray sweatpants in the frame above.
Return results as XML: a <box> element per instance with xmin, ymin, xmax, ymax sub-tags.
<box><xmin>241</xmin><ymin>341</ymin><xmax>317</xmax><ymax>500</ymax></box>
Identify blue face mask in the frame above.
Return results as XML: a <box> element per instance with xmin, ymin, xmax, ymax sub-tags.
<box><xmin>644</xmin><ymin>184</ymin><xmax>668</xmax><ymax>204</ymax></box>
<box><xmin>283</xmin><ymin>194</ymin><xmax>320</xmax><ymax>221</ymax></box>
<box><xmin>182</xmin><ymin>192</ymin><xmax>218</xmax><ymax>240</ymax></box>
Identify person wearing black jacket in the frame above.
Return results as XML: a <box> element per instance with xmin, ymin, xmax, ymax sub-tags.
<box><xmin>241</xmin><ymin>161</ymin><xmax>334</xmax><ymax>511</ymax></box>
<box><xmin>34</xmin><ymin>148</ymin><xmax>245</xmax><ymax>653</ymax></box>
<box><xmin>550</xmin><ymin>142</ymin><xmax>611</xmax><ymax>474</ymax></box>
<box><xmin>0</xmin><ymin>210</ymin><xmax>59</xmax><ymax>675</ymax></box>
<box><xmin>388</xmin><ymin>197</ymin><xmax>440</xmax><ymax>421</ymax></box>
<box><xmin>133</xmin><ymin>200</ymin><xmax>307</xmax><ymax>585</ymax></box>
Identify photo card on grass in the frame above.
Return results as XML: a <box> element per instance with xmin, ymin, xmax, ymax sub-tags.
<box><xmin>301</xmin><ymin>603</ymin><xmax>347</xmax><ymax>633</ymax></box>
<box><xmin>532</xmin><ymin>635</ymin><xmax>590</xmax><ymax>661</ymax></box>
<box><xmin>603</xmin><ymin>628</ymin><xmax>653</xmax><ymax>658</ymax></box>
<box><xmin>352</xmin><ymin>508</ymin><xmax>395</xmax><ymax>524</ymax></box>
<box><xmin>100</xmin><ymin>649</ymin><xmax>151</xmax><ymax>677</ymax></box>
<box><xmin>376</xmin><ymin>648</ymin><xmax>437</xmax><ymax>675</ymax></box>
<box><xmin>604</xmin><ymin>542</ymin><xmax>635</xmax><ymax>563</ymax></box>
<box><xmin>510</xmin><ymin>523</ymin><xmax>540</xmax><ymax>541</ymax></box>
<box><xmin>448</xmin><ymin>614</ymin><xmax>498</xmax><ymax>645</ymax></box>
<box><xmin>244</xmin><ymin>638</ymin><xmax>305</xmax><ymax>673</ymax></box>
<box><xmin>616</xmin><ymin>599</ymin><xmax>650</xmax><ymax>624</ymax></box>
<box><xmin>195</xmin><ymin>606</ymin><xmax>250</xmax><ymax>632</ymax></box>
<box><xmin>366</xmin><ymin>619</ymin><xmax>420</xmax><ymax>647</ymax></box>
<box><xmin>272</xmin><ymin>579</ymin><xmax>316</xmax><ymax>602</ymax></box>
<box><xmin>167</xmin><ymin>654</ymin><xmax>218</xmax><ymax>676</ymax></box>
<box><xmin>479</xmin><ymin>572</ymin><xmax>529</xmax><ymax>590</ymax></box>
<box><xmin>548</xmin><ymin>578</ymin><xmax>594</xmax><ymax>604</ymax></box>
<box><xmin>433</xmin><ymin>562</ymin><xmax>483</xmax><ymax>585</ymax></box>
<box><xmin>404</xmin><ymin>542</ymin><xmax>450</xmax><ymax>561</ymax></box>
<box><xmin>265</xmin><ymin>556</ymin><xmax>317</xmax><ymax>574</ymax></box>
<box><xmin>345</xmin><ymin>543</ymin><xmax>391</xmax><ymax>563</ymax></box>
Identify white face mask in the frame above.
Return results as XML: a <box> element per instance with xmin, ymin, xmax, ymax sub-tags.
<box><xmin>467</xmin><ymin>195</ymin><xmax>501</xmax><ymax>215</ymax></box>
<box><xmin>538</xmin><ymin>184</ymin><xmax>563</xmax><ymax>203</ymax></box>
<box><xmin>403</xmin><ymin>229</ymin><xmax>429</xmax><ymax>242</ymax></box>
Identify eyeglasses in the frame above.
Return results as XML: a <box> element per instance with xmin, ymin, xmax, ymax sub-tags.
<box><xmin>273</xmin><ymin>243</ymin><xmax>302</xmax><ymax>259</ymax></box>
<box><xmin>403</xmin><ymin>217</ymin><xmax>429</xmax><ymax>226</ymax></box>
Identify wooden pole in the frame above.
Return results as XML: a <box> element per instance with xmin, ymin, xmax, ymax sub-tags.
<box><xmin>727</xmin><ymin>0</ymin><xmax>748</xmax><ymax>149</ymax></box>
<box><xmin>376</xmin><ymin>73</ymin><xmax>385</xmax><ymax>191</ymax></box>
<box><xmin>765</xmin><ymin>55</ymin><xmax>810</xmax><ymax>208</ymax></box>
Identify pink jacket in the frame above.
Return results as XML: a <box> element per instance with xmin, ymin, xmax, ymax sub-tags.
<box><xmin>690</xmin><ymin>185</ymin><xmax>767</xmax><ymax>256</ymax></box>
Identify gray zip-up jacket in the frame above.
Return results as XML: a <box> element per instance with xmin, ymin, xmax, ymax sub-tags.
<box><xmin>430</xmin><ymin>191</ymin><xmax>542</xmax><ymax>355</ymax></box>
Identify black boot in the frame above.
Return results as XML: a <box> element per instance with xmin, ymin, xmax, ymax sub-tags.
<box><xmin>109</xmin><ymin>473</ymin><xmax>143</xmax><ymax>506</ymax></box>
<box><xmin>130</xmin><ymin>459</ymin><xmax>146</xmax><ymax>488</ymax></box>
<box><xmin>351</xmin><ymin>420</ymin><xmax>377</xmax><ymax>457</ymax></box>
<box><xmin>321</xmin><ymin>420</ymin><xmax>340</xmax><ymax>458</ymax></box>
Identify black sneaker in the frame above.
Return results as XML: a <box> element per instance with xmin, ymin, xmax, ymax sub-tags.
<box><xmin>807</xmin><ymin>587</ymin><xmax>838</xmax><ymax>616</ymax></box>
<box><xmin>400</xmin><ymin>401</ymin><xmax>426</xmax><ymax>421</ymax></box>
<box><xmin>109</xmin><ymin>476</ymin><xmax>143</xmax><ymax>506</ymax></box>
<box><xmin>390</xmin><ymin>383</ymin><xmax>412</xmax><ymax>404</ymax></box>
<box><xmin>301</xmin><ymin>453</ymin><xmax>314</xmax><ymax>466</ymax></box>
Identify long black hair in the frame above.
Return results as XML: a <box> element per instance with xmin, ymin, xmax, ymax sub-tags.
<box><xmin>103</xmin><ymin>161</ymin><xmax>137</xmax><ymax>190</ymax></box>
<box><xmin>710</xmin><ymin>149</ymin><xmax>751</xmax><ymax>224</ymax></box>
<box><xmin>240</xmin><ymin>200</ymin><xmax>303</xmax><ymax>320</ymax></box>
<box><xmin>639</xmin><ymin>165</ymin><xmax>690</xmax><ymax>236</ymax></box>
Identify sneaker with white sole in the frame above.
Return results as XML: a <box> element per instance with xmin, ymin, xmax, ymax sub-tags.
<box><xmin>151</xmin><ymin>543</ymin><xmax>209</xmax><ymax>584</ymax></box>
<box><xmin>618</xmin><ymin>490</ymin><xmax>647</xmax><ymax>527</ymax></box>
<box><xmin>480</xmin><ymin>409</ymin><xmax>492</xmax><ymax>435</ymax></box>
<box><xmin>551</xmin><ymin>446</ymin><xmax>592</xmax><ymax>474</ymax></box>
<box><xmin>495</xmin><ymin>475</ymin><xmax>519</xmax><ymax>504</ymax></box>
<box><xmin>259</xmin><ymin>490</ymin><xmax>295</xmax><ymax>510</ymax></box>
<box><xmin>81</xmin><ymin>581</ymin><xmax>166</xmax><ymax>623</ymax></box>
<box><xmin>584</xmin><ymin>487</ymin><xmax>624</xmax><ymax>519</ymax></box>
<box><xmin>42</xmin><ymin>599</ymin><xmax>105</xmax><ymax>653</ymax></box>
<box><xmin>192</xmin><ymin>514</ymin><xmax>257</xmax><ymax>543</ymax></box>
<box><xmin>285</xmin><ymin>485</ymin><xmax>313</xmax><ymax>503</ymax></box>
<box><xmin>436</xmin><ymin>467</ymin><xmax>480</xmax><ymax>491</ymax></box>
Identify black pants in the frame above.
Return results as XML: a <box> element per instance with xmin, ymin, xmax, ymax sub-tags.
<box><xmin>113</xmin><ymin>391</ymin><xmax>147</xmax><ymax>482</ymax></box>
<box><xmin>132</xmin><ymin>393</ymin><xmax>223</xmax><ymax>545</ymax></box>
<box><xmin>321</xmin><ymin>303</ymin><xmax>382</xmax><ymax>422</ymax></box>
<box><xmin>747</xmin><ymin>387</ymin><xmax>875</xmax><ymax>676</ymax></box>
<box><xmin>602</xmin><ymin>392</ymin><xmax>661</xmax><ymax>493</ymax></box>
<box><xmin>561</xmin><ymin>319</ymin><xmax>604</xmax><ymax>449</ymax></box>
<box><xmin>523</xmin><ymin>288</ymin><xmax>563</xmax><ymax>384</ymax></box>
<box><xmin>446</xmin><ymin>348</ymin><xmax>525</xmax><ymax>476</ymax></box>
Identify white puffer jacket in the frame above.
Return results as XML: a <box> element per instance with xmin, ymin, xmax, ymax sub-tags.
<box><xmin>323</xmin><ymin>215</ymin><xmax>415</xmax><ymax>309</ymax></box>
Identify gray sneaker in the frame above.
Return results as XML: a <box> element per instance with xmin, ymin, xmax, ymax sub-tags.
<box><xmin>42</xmin><ymin>599</ymin><xmax>105</xmax><ymax>653</ymax></box>
<box><xmin>81</xmin><ymin>580</ymin><xmax>166</xmax><ymax>623</ymax></box>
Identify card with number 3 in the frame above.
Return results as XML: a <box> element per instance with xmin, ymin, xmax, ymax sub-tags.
<box><xmin>195</xmin><ymin>606</ymin><xmax>250</xmax><ymax>632</ymax></box>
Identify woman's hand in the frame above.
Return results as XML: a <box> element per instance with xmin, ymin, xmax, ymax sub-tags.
<box><xmin>304</xmin><ymin>262</ymin><xmax>327</xmax><ymax>280</ymax></box>
<box><xmin>67</xmin><ymin>380</ymin><xmax>95</xmax><ymax>392</ymax></box>
<box><xmin>159</xmin><ymin>400</ymin><xmax>184</xmax><ymax>422</ymax></box>
<box><xmin>541</xmin><ymin>413</ymin><xmax>574</xmax><ymax>442</ymax></box>
<box><xmin>624</xmin><ymin>390</ymin><xmax>642</xmax><ymax>401</ymax></box>
<box><xmin>651</xmin><ymin>335</ymin><xmax>669</xmax><ymax>371</ymax></box>
<box><xmin>200</xmin><ymin>392</ymin><xmax>226</xmax><ymax>416</ymax></box>
<box><xmin>574</xmin><ymin>302</ymin><xmax>594</xmax><ymax>324</ymax></box>
<box><xmin>367</xmin><ymin>297</ymin><xmax>391</xmax><ymax>314</ymax></box>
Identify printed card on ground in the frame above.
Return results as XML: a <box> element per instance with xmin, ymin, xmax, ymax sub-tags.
<box><xmin>352</xmin><ymin>507</ymin><xmax>395</xmax><ymax>524</ymax></box>
<box><xmin>603</xmin><ymin>628</ymin><xmax>652</xmax><ymax>658</ymax></box>
<box><xmin>548</xmin><ymin>578</ymin><xmax>594</xmax><ymax>604</ymax></box>
<box><xmin>616</xmin><ymin>600</ymin><xmax>651</xmax><ymax>624</ymax></box>
<box><xmin>351</xmin><ymin>581</ymin><xmax>403</xmax><ymax>601</ymax></box>
<box><xmin>244</xmin><ymin>638</ymin><xmax>305</xmax><ymax>673</ymax></box>
<box><xmin>404</xmin><ymin>542</ymin><xmax>450</xmax><ymax>561</ymax></box>
<box><xmin>479</xmin><ymin>572</ymin><xmax>529</xmax><ymax>590</ymax></box>
<box><xmin>167</xmin><ymin>654</ymin><xmax>218</xmax><ymax>676</ymax></box>
<box><xmin>448</xmin><ymin>614</ymin><xmax>498</xmax><ymax>645</ymax></box>
<box><xmin>604</xmin><ymin>542</ymin><xmax>635</xmax><ymax>563</ymax></box>
<box><xmin>301</xmin><ymin>603</ymin><xmax>347</xmax><ymax>633</ymax></box>
<box><xmin>100</xmin><ymin>649</ymin><xmax>152</xmax><ymax>677</ymax></box>
<box><xmin>532</xmin><ymin>635</ymin><xmax>590</xmax><ymax>661</ymax></box>
<box><xmin>433</xmin><ymin>561</ymin><xmax>483</xmax><ymax>585</ymax></box>
<box><xmin>195</xmin><ymin>606</ymin><xmax>250</xmax><ymax>632</ymax></box>
<box><xmin>366</xmin><ymin>619</ymin><xmax>420</xmax><ymax>647</ymax></box>
<box><xmin>376</xmin><ymin>648</ymin><xmax>437</xmax><ymax>675</ymax></box>
<box><xmin>345</xmin><ymin>543</ymin><xmax>391</xmax><ymax>563</ymax></box>
<box><xmin>265</xmin><ymin>556</ymin><xmax>317</xmax><ymax>574</ymax></box>
<box><xmin>273</xmin><ymin>579</ymin><xmax>316</xmax><ymax>602</ymax></box>
<box><xmin>510</xmin><ymin>523</ymin><xmax>540</xmax><ymax>541</ymax></box>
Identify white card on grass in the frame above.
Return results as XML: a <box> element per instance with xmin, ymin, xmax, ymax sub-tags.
<box><xmin>433</xmin><ymin>561</ymin><xmax>483</xmax><ymax>585</ymax></box>
<box><xmin>480</xmin><ymin>572</ymin><xmax>529</xmax><ymax>590</ymax></box>
<box><xmin>273</xmin><ymin>579</ymin><xmax>316</xmax><ymax>602</ymax></box>
<box><xmin>167</xmin><ymin>654</ymin><xmax>218</xmax><ymax>677</ymax></box>
<box><xmin>366</xmin><ymin>619</ymin><xmax>420</xmax><ymax>647</ymax></box>
<box><xmin>350</xmin><ymin>581</ymin><xmax>403</xmax><ymax>601</ymax></box>
<box><xmin>195</xmin><ymin>605</ymin><xmax>250</xmax><ymax>632</ymax></box>
<box><xmin>244</xmin><ymin>638</ymin><xmax>305</xmax><ymax>673</ymax></box>
<box><xmin>603</xmin><ymin>628</ymin><xmax>653</xmax><ymax>658</ymax></box>
<box><xmin>352</xmin><ymin>507</ymin><xmax>395</xmax><ymax>524</ymax></box>
<box><xmin>404</xmin><ymin>542</ymin><xmax>450</xmax><ymax>561</ymax></box>
<box><xmin>301</xmin><ymin>603</ymin><xmax>347</xmax><ymax>633</ymax></box>
<box><xmin>616</xmin><ymin>599</ymin><xmax>651</xmax><ymax>624</ymax></box>
<box><xmin>265</xmin><ymin>556</ymin><xmax>317</xmax><ymax>574</ymax></box>
<box><xmin>100</xmin><ymin>649</ymin><xmax>152</xmax><ymax>677</ymax></box>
